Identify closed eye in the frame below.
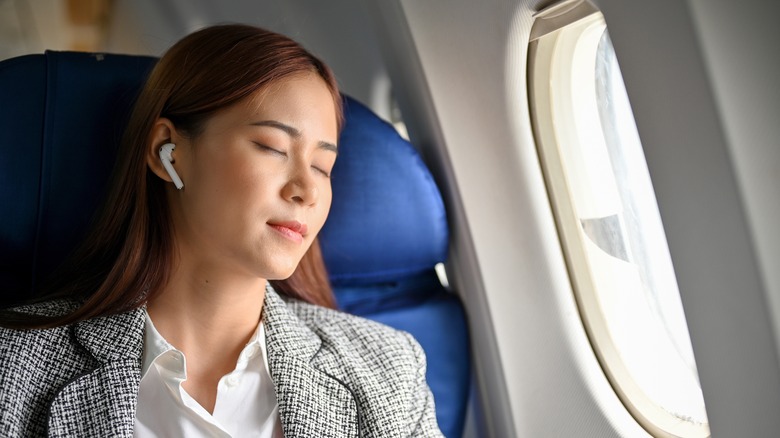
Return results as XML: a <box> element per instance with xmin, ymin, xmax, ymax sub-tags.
<box><xmin>312</xmin><ymin>165</ymin><xmax>331</xmax><ymax>178</ymax></box>
<box><xmin>253</xmin><ymin>142</ymin><xmax>287</xmax><ymax>156</ymax></box>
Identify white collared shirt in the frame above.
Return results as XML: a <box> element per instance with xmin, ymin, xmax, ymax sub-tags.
<box><xmin>133</xmin><ymin>314</ymin><xmax>282</xmax><ymax>437</ymax></box>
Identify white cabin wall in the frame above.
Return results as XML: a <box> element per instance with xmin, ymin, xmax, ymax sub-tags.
<box><xmin>595</xmin><ymin>0</ymin><xmax>780</xmax><ymax>435</ymax></box>
<box><xmin>104</xmin><ymin>0</ymin><xmax>393</xmax><ymax>120</ymax></box>
<box><xmin>687</xmin><ymin>0</ymin><xmax>780</xmax><ymax>360</ymax></box>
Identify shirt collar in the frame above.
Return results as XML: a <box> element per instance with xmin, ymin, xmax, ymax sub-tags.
<box><xmin>140</xmin><ymin>312</ymin><xmax>174</xmax><ymax>378</ymax></box>
<box><xmin>140</xmin><ymin>312</ymin><xmax>270</xmax><ymax>379</ymax></box>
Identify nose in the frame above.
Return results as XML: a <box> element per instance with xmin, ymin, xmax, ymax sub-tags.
<box><xmin>281</xmin><ymin>165</ymin><xmax>318</xmax><ymax>206</ymax></box>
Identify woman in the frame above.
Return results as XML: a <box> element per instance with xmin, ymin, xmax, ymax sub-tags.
<box><xmin>0</xmin><ymin>24</ymin><xmax>442</xmax><ymax>437</ymax></box>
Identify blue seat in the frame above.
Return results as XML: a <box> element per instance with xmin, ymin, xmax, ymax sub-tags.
<box><xmin>0</xmin><ymin>51</ymin><xmax>470</xmax><ymax>437</ymax></box>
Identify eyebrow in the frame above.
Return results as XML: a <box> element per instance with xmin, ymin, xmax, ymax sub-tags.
<box><xmin>250</xmin><ymin>120</ymin><xmax>338</xmax><ymax>153</ymax></box>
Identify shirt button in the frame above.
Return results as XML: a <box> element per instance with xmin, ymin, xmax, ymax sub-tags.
<box><xmin>226</xmin><ymin>375</ymin><xmax>239</xmax><ymax>387</ymax></box>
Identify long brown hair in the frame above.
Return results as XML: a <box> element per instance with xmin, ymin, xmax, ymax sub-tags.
<box><xmin>3</xmin><ymin>24</ymin><xmax>341</xmax><ymax>328</ymax></box>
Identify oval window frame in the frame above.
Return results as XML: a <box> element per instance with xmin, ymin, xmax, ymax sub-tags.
<box><xmin>527</xmin><ymin>1</ymin><xmax>710</xmax><ymax>437</ymax></box>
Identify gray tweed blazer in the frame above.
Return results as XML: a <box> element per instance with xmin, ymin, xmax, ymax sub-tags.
<box><xmin>0</xmin><ymin>289</ymin><xmax>443</xmax><ymax>437</ymax></box>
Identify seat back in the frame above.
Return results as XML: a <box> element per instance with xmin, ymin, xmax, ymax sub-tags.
<box><xmin>0</xmin><ymin>51</ymin><xmax>470</xmax><ymax>437</ymax></box>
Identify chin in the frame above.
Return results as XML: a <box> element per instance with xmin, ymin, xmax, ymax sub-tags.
<box><xmin>267</xmin><ymin>272</ymin><xmax>296</xmax><ymax>281</ymax></box>
<box><xmin>255</xmin><ymin>249</ymin><xmax>309</xmax><ymax>281</ymax></box>
<box><xmin>261</xmin><ymin>261</ymin><xmax>301</xmax><ymax>281</ymax></box>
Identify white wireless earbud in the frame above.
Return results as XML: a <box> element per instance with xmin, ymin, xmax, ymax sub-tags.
<box><xmin>158</xmin><ymin>143</ymin><xmax>184</xmax><ymax>189</ymax></box>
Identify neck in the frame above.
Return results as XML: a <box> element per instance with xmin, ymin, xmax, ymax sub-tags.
<box><xmin>145</xmin><ymin>248</ymin><xmax>271</xmax><ymax>414</ymax></box>
<box><xmin>146</xmin><ymin>256</ymin><xmax>267</xmax><ymax>361</ymax></box>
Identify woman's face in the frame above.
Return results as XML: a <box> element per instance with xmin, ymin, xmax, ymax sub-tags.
<box><xmin>166</xmin><ymin>72</ymin><xmax>339</xmax><ymax>280</ymax></box>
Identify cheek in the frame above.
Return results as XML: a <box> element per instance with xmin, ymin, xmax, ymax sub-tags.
<box><xmin>209</xmin><ymin>151</ymin><xmax>276</xmax><ymax>194</ymax></box>
<box><xmin>312</xmin><ymin>186</ymin><xmax>333</xmax><ymax>230</ymax></box>
<box><xmin>188</xmin><ymin>157</ymin><xmax>272</xmax><ymax>222</ymax></box>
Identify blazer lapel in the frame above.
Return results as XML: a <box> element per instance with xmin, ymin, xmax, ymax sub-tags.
<box><xmin>48</xmin><ymin>308</ymin><xmax>145</xmax><ymax>437</ymax></box>
<box><xmin>264</xmin><ymin>289</ymin><xmax>359</xmax><ymax>438</ymax></box>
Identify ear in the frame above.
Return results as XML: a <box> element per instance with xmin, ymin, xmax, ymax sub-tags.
<box><xmin>147</xmin><ymin>118</ymin><xmax>184</xmax><ymax>185</ymax></box>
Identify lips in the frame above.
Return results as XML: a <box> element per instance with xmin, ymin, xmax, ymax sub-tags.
<box><xmin>267</xmin><ymin>220</ymin><xmax>308</xmax><ymax>243</ymax></box>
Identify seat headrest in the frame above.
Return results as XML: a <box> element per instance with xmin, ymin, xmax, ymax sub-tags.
<box><xmin>0</xmin><ymin>51</ymin><xmax>156</xmax><ymax>306</ymax></box>
<box><xmin>318</xmin><ymin>97</ymin><xmax>449</xmax><ymax>285</ymax></box>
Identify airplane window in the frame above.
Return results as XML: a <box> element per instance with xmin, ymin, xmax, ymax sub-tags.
<box><xmin>528</xmin><ymin>2</ymin><xmax>709</xmax><ymax>436</ymax></box>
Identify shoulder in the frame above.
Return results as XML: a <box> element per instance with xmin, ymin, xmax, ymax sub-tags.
<box><xmin>286</xmin><ymin>299</ymin><xmax>424</xmax><ymax>366</ymax></box>
<box><xmin>0</xmin><ymin>300</ymin><xmax>90</xmax><ymax>376</ymax></box>
<box><xmin>0</xmin><ymin>300</ymin><xmax>79</xmax><ymax>353</ymax></box>
<box><xmin>6</xmin><ymin>298</ymin><xmax>79</xmax><ymax>316</ymax></box>
<box><xmin>284</xmin><ymin>300</ymin><xmax>442</xmax><ymax>436</ymax></box>
<box><xmin>0</xmin><ymin>300</ymin><xmax>96</xmax><ymax>436</ymax></box>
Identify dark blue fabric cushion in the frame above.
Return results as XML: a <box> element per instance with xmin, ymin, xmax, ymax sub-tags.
<box><xmin>320</xmin><ymin>97</ymin><xmax>449</xmax><ymax>284</ymax></box>
<box><xmin>0</xmin><ymin>51</ymin><xmax>157</xmax><ymax>306</ymax></box>
<box><xmin>0</xmin><ymin>55</ymin><xmax>45</xmax><ymax>305</ymax></box>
